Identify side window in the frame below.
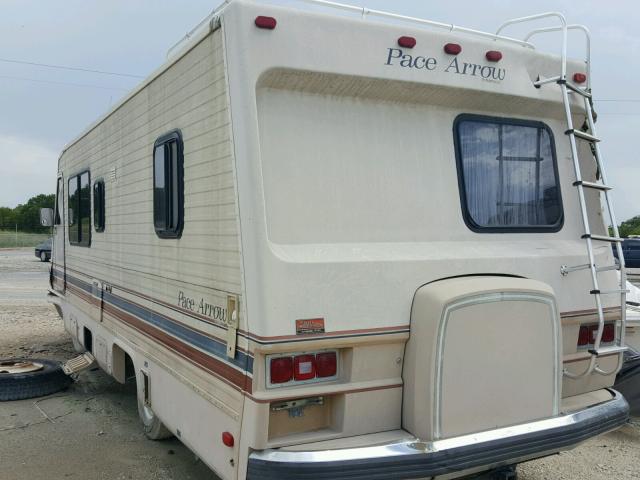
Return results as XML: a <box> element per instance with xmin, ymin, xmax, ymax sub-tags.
<box><xmin>68</xmin><ymin>171</ymin><xmax>91</xmax><ymax>247</ymax></box>
<box><xmin>93</xmin><ymin>180</ymin><xmax>105</xmax><ymax>232</ymax></box>
<box><xmin>454</xmin><ymin>115</ymin><xmax>563</xmax><ymax>232</ymax></box>
<box><xmin>153</xmin><ymin>130</ymin><xmax>184</xmax><ymax>238</ymax></box>
<box><xmin>54</xmin><ymin>177</ymin><xmax>63</xmax><ymax>225</ymax></box>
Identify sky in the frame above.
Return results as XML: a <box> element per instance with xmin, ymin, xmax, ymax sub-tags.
<box><xmin>1</xmin><ymin>0</ymin><xmax>639</xmax><ymax>221</ymax></box>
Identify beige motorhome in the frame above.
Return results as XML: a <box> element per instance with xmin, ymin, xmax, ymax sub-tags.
<box><xmin>45</xmin><ymin>1</ymin><xmax>630</xmax><ymax>478</ymax></box>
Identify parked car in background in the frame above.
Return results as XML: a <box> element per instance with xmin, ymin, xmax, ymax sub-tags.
<box><xmin>613</xmin><ymin>237</ymin><xmax>640</xmax><ymax>268</ymax></box>
<box><xmin>35</xmin><ymin>238</ymin><xmax>52</xmax><ymax>262</ymax></box>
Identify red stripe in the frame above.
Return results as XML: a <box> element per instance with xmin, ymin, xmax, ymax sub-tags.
<box><xmin>65</xmin><ymin>286</ymin><xmax>252</xmax><ymax>393</ymax></box>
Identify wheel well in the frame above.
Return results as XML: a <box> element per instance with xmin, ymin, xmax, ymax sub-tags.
<box><xmin>112</xmin><ymin>344</ymin><xmax>135</xmax><ymax>384</ymax></box>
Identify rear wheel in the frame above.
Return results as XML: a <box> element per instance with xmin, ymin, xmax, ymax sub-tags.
<box><xmin>137</xmin><ymin>397</ymin><xmax>173</xmax><ymax>440</ymax></box>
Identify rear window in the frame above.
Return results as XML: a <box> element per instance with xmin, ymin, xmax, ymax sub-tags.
<box><xmin>454</xmin><ymin>115</ymin><xmax>563</xmax><ymax>232</ymax></box>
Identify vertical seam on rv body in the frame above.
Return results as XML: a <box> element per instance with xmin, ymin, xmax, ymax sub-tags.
<box><xmin>433</xmin><ymin>292</ymin><xmax>560</xmax><ymax>439</ymax></box>
<box><xmin>220</xmin><ymin>13</ymin><xmax>252</xmax><ymax>434</ymax></box>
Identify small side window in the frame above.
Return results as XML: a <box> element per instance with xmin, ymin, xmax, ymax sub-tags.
<box><xmin>153</xmin><ymin>130</ymin><xmax>184</xmax><ymax>238</ymax></box>
<box><xmin>93</xmin><ymin>180</ymin><xmax>105</xmax><ymax>232</ymax></box>
<box><xmin>68</xmin><ymin>171</ymin><xmax>91</xmax><ymax>247</ymax></box>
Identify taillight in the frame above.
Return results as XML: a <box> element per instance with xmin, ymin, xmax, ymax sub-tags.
<box><xmin>316</xmin><ymin>351</ymin><xmax>337</xmax><ymax>378</ymax></box>
<box><xmin>577</xmin><ymin>325</ymin><xmax>591</xmax><ymax>347</ymax></box>
<box><xmin>293</xmin><ymin>354</ymin><xmax>316</xmax><ymax>381</ymax></box>
<box><xmin>267</xmin><ymin>350</ymin><xmax>338</xmax><ymax>388</ymax></box>
<box><xmin>577</xmin><ymin>323</ymin><xmax>615</xmax><ymax>348</ymax></box>
<box><xmin>602</xmin><ymin>323</ymin><xmax>615</xmax><ymax>343</ymax></box>
<box><xmin>270</xmin><ymin>357</ymin><xmax>293</xmax><ymax>384</ymax></box>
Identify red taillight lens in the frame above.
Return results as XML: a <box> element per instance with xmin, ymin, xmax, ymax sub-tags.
<box><xmin>255</xmin><ymin>16</ymin><xmax>277</xmax><ymax>30</ymax></box>
<box><xmin>397</xmin><ymin>36</ymin><xmax>416</xmax><ymax>48</ymax></box>
<box><xmin>316</xmin><ymin>351</ymin><xmax>337</xmax><ymax>378</ymax></box>
<box><xmin>485</xmin><ymin>50</ymin><xmax>503</xmax><ymax>62</ymax></box>
<box><xmin>578</xmin><ymin>325</ymin><xmax>591</xmax><ymax>346</ymax></box>
<box><xmin>602</xmin><ymin>323</ymin><xmax>615</xmax><ymax>343</ymax></box>
<box><xmin>293</xmin><ymin>354</ymin><xmax>316</xmax><ymax>381</ymax></box>
<box><xmin>270</xmin><ymin>357</ymin><xmax>293</xmax><ymax>384</ymax></box>
<box><xmin>444</xmin><ymin>43</ymin><xmax>462</xmax><ymax>55</ymax></box>
<box><xmin>577</xmin><ymin>323</ymin><xmax>615</xmax><ymax>347</ymax></box>
<box><xmin>573</xmin><ymin>72</ymin><xmax>587</xmax><ymax>84</ymax></box>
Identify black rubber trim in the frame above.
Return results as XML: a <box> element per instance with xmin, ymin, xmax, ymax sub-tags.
<box><xmin>247</xmin><ymin>395</ymin><xmax>628</xmax><ymax>480</ymax></box>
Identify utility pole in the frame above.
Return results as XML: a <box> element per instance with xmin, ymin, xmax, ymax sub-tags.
<box><xmin>15</xmin><ymin>223</ymin><xmax>18</xmax><ymax>247</ymax></box>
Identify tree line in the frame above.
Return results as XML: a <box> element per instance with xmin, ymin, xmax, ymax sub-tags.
<box><xmin>0</xmin><ymin>194</ymin><xmax>55</xmax><ymax>233</ymax></box>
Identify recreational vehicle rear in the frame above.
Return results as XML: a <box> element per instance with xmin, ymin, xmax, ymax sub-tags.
<box><xmin>45</xmin><ymin>1</ymin><xmax>630</xmax><ymax>478</ymax></box>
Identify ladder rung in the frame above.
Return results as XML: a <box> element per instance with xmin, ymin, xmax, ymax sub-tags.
<box><xmin>565</xmin><ymin>129</ymin><xmax>600</xmax><ymax>143</ymax></box>
<box><xmin>590</xmin><ymin>289</ymin><xmax>629</xmax><ymax>295</ymax></box>
<box><xmin>595</xmin><ymin>264</ymin><xmax>620</xmax><ymax>273</ymax></box>
<box><xmin>534</xmin><ymin>75</ymin><xmax>562</xmax><ymax>87</ymax></box>
<box><xmin>587</xmin><ymin>345</ymin><xmax>628</xmax><ymax>357</ymax></box>
<box><xmin>573</xmin><ymin>180</ymin><xmax>612</xmax><ymax>191</ymax></box>
<box><xmin>582</xmin><ymin>234</ymin><xmax>623</xmax><ymax>243</ymax></box>
<box><xmin>560</xmin><ymin>263</ymin><xmax>591</xmax><ymax>275</ymax></box>
<box><xmin>562</xmin><ymin>80</ymin><xmax>592</xmax><ymax>99</ymax></box>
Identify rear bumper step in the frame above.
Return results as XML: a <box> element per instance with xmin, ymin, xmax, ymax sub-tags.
<box><xmin>247</xmin><ymin>389</ymin><xmax>628</xmax><ymax>480</ymax></box>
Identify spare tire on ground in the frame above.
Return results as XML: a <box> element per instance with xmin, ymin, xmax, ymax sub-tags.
<box><xmin>0</xmin><ymin>358</ymin><xmax>73</xmax><ymax>401</ymax></box>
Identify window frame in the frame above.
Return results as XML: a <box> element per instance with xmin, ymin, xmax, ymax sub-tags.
<box><xmin>93</xmin><ymin>179</ymin><xmax>106</xmax><ymax>232</ymax></box>
<box><xmin>453</xmin><ymin>114</ymin><xmax>564</xmax><ymax>234</ymax></box>
<box><xmin>68</xmin><ymin>170</ymin><xmax>92</xmax><ymax>247</ymax></box>
<box><xmin>153</xmin><ymin>130</ymin><xmax>184</xmax><ymax>239</ymax></box>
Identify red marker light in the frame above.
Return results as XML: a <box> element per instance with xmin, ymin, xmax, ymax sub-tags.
<box><xmin>222</xmin><ymin>432</ymin><xmax>234</xmax><ymax>447</ymax></box>
<box><xmin>255</xmin><ymin>16</ymin><xmax>277</xmax><ymax>29</ymax></box>
<box><xmin>397</xmin><ymin>36</ymin><xmax>416</xmax><ymax>48</ymax></box>
<box><xmin>573</xmin><ymin>72</ymin><xmax>587</xmax><ymax>84</ymax></box>
<box><xmin>485</xmin><ymin>50</ymin><xmax>503</xmax><ymax>62</ymax></box>
<box><xmin>444</xmin><ymin>43</ymin><xmax>462</xmax><ymax>55</ymax></box>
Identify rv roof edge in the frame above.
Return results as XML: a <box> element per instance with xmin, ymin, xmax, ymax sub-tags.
<box><xmin>60</xmin><ymin>13</ymin><xmax>221</xmax><ymax>156</ymax></box>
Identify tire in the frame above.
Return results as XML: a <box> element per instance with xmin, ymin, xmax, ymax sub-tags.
<box><xmin>137</xmin><ymin>397</ymin><xmax>173</xmax><ymax>440</ymax></box>
<box><xmin>40</xmin><ymin>251</ymin><xmax>48</xmax><ymax>262</ymax></box>
<box><xmin>0</xmin><ymin>358</ymin><xmax>72</xmax><ymax>401</ymax></box>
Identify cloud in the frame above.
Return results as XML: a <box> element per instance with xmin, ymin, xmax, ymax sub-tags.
<box><xmin>0</xmin><ymin>135</ymin><xmax>58</xmax><ymax>207</ymax></box>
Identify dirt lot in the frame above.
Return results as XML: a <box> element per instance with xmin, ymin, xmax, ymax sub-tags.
<box><xmin>0</xmin><ymin>249</ymin><xmax>217</xmax><ymax>480</ymax></box>
<box><xmin>0</xmin><ymin>248</ymin><xmax>639</xmax><ymax>479</ymax></box>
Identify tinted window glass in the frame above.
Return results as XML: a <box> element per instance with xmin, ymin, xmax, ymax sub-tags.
<box><xmin>154</xmin><ymin>145</ymin><xmax>167</xmax><ymax>231</ymax></box>
<box><xmin>55</xmin><ymin>177</ymin><xmax>63</xmax><ymax>225</ymax></box>
<box><xmin>68</xmin><ymin>171</ymin><xmax>91</xmax><ymax>246</ymax></box>
<box><xmin>455</xmin><ymin>116</ymin><xmax>562</xmax><ymax>231</ymax></box>
<box><xmin>153</xmin><ymin>130</ymin><xmax>183</xmax><ymax>238</ymax></box>
<box><xmin>93</xmin><ymin>180</ymin><xmax>105</xmax><ymax>232</ymax></box>
<box><xmin>68</xmin><ymin>177</ymin><xmax>79</xmax><ymax>244</ymax></box>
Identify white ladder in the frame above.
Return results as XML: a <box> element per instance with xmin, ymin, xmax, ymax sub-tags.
<box><xmin>497</xmin><ymin>13</ymin><xmax>628</xmax><ymax>378</ymax></box>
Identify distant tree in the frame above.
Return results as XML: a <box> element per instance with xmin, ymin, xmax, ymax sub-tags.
<box><xmin>7</xmin><ymin>194</ymin><xmax>55</xmax><ymax>232</ymax></box>
<box><xmin>618</xmin><ymin>215</ymin><xmax>640</xmax><ymax>238</ymax></box>
<box><xmin>0</xmin><ymin>206</ymin><xmax>15</xmax><ymax>228</ymax></box>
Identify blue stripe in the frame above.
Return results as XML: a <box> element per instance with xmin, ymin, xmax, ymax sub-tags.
<box><xmin>63</xmin><ymin>272</ymin><xmax>253</xmax><ymax>373</ymax></box>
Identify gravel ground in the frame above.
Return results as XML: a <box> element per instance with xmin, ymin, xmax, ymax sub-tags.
<box><xmin>0</xmin><ymin>249</ymin><xmax>217</xmax><ymax>480</ymax></box>
<box><xmin>0</xmin><ymin>248</ymin><xmax>638</xmax><ymax>479</ymax></box>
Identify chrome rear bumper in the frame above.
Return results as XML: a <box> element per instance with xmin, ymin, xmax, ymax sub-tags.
<box><xmin>247</xmin><ymin>389</ymin><xmax>628</xmax><ymax>480</ymax></box>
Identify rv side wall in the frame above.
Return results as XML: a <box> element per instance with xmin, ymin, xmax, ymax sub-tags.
<box><xmin>56</xmin><ymin>26</ymin><xmax>247</xmax><ymax>479</ymax></box>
